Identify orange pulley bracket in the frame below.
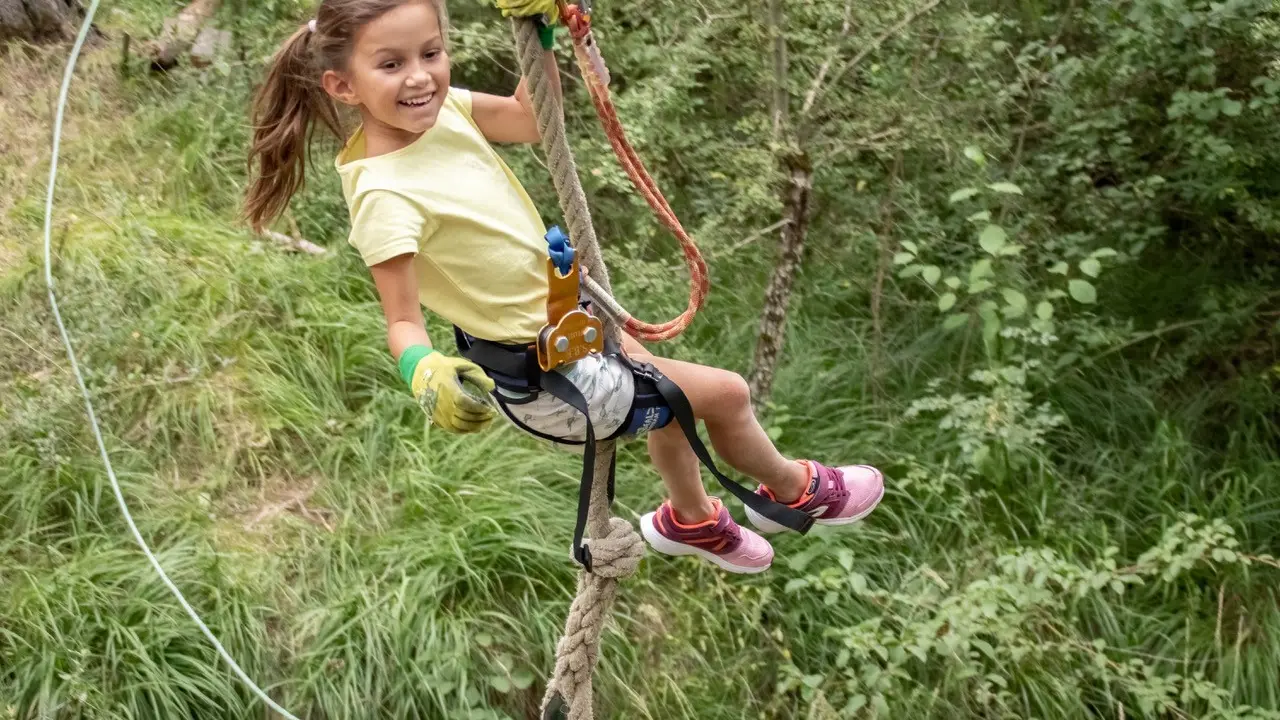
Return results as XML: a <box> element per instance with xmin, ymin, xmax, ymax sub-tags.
<box><xmin>536</xmin><ymin>227</ymin><xmax>604</xmax><ymax>372</ymax></box>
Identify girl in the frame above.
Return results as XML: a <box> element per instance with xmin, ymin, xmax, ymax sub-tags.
<box><xmin>244</xmin><ymin>0</ymin><xmax>883</xmax><ymax>574</ymax></box>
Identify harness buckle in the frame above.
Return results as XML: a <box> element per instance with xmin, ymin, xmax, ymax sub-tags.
<box><xmin>573</xmin><ymin>543</ymin><xmax>593</xmax><ymax>572</ymax></box>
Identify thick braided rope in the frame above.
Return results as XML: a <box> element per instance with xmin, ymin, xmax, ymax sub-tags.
<box><xmin>514</xmin><ymin>19</ymin><xmax>644</xmax><ymax>720</ymax></box>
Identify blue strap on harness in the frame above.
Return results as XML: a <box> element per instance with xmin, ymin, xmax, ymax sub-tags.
<box><xmin>546</xmin><ymin>226</ymin><xmax>574</xmax><ymax>276</ymax></box>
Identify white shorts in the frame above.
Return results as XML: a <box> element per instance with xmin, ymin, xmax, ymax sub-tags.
<box><xmin>493</xmin><ymin>353</ymin><xmax>636</xmax><ymax>443</ymax></box>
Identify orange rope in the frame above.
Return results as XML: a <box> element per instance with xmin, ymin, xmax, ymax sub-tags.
<box><xmin>560</xmin><ymin>4</ymin><xmax>709</xmax><ymax>342</ymax></box>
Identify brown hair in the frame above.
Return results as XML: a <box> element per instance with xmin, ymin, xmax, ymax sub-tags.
<box><xmin>243</xmin><ymin>0</ymin><xmax>449</xmax><ymax>232</ymax></box>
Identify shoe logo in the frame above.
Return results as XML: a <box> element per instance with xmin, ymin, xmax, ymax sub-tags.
<box><xmin>809</xmin><ymin>504</ymin><xmax>831</xmax><ymax>519</ymax></box>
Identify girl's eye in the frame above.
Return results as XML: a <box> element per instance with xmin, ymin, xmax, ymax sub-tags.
<box><xmin>381</xmin><ymin>61</ymin><xmax>400</xmax><ymax>70</ymax></box>
<box><xmin>423</xmin><ymin>51</ymin><xmax>439</xmax><ymax>60</ymax></box>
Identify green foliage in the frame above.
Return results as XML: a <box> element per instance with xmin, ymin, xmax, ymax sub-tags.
<box><xmin>3</xmin><ymin>0</ymin><xmax>1280</xmax><ymax>717</ymax></box>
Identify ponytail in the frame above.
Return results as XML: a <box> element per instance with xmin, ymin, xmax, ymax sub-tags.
<box><xmin>244</xmin><ymin>25</ymin><xmax>343</xmax><ymax>233</ymax></box>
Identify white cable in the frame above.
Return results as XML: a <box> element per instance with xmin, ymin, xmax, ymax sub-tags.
<box><xmin>42</xmin><ymin>5</ymin><xmax>300</xmax><ymax>718</ymax></box>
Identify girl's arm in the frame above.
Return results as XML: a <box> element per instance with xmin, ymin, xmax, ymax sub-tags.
<box><xmin>369</xmin><ymin>253</ymin><xmax>433</xmax><ymax>361</ymax></box>
<box><xmin>470</xmin><ymin>48</ymin><xmax>562</xmax><ymax>144</ymax></box>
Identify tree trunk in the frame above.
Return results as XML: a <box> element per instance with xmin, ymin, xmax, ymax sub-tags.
<box><xmin>0</xmin><ymin>0</ymin><xmax>83</xmax><ymax>43</ymax></box>
<box><xmin>747</xmin><ymin>150</ymin><xmax>813</xmax><ymax>412</ymax></box>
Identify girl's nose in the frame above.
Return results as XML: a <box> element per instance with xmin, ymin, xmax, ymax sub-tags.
<box><xmin>406</xmin><ymin>65</ymin><xmax>430</xmax><ymax>88</ymax></box>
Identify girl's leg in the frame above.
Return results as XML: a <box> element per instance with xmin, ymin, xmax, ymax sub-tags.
<box><xmin>624</xmin><ymin>337</ymin><xmax>809</xmax><ymax>519</ymax></box>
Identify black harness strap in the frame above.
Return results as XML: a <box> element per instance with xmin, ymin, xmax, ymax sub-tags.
<box><xmin>537</xmin><ymin>369</ymin><xmax>601</xmax><ymax>571</ymax></box>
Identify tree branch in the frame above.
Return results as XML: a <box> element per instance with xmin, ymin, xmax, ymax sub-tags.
<box><xmin>801</xmin><ymin>0</ymin><xmax>947</xmax><ymax>120</ymax></box>
<box><xmin>768</xmin><ymin>0</ymin><xmax>789</xmax><ymax>140</ymax></box>
<box><xmin>800</xmin><ymin>0</ymin><xmax>856</xmax><ymax>121</ymax></box>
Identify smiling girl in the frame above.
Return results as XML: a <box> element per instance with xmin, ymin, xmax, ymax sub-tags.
<box><xmin>244</xmin><ymin>0</ymin><xmax>883</xmax><ymax>574</ymax></box>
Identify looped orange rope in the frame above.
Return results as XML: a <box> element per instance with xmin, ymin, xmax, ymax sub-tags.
<box><xmin>560</xmin><ymin>4</ymin><xmax>709</xmax><ymax>342</ymax></box>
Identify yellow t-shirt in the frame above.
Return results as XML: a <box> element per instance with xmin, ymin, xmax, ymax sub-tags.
<box><xmin>336</xmin><ymin>87</ymin><xmax>548</xmax><ymax>343</ymax></box>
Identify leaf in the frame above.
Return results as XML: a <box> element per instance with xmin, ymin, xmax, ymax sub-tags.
<box><xmin>893</xmin><ymin>252</ymin><xmax>916</xmax><ymax>265</ymax></box>
<box><xmin>1069</xmin><ymin>279</ymin><xmax>1097</xmax><ymax>304</ymax></box>
<box><xmin>900</xmin><ymin>240</ymin><xmax>919</xmax><ymax>254</ymax></box>
<box><xmin>898</xmin><ymin>264</ymin><xmax>924</xmax><ymax>278</ymax></box>
<box><xmin>1079</xmin><ymin>257</ymin><xmax>1101</xmax><ymax>277</ymax></box>
<box><xmin>802</xmin><ymin>674</ymin><xmax>825</xmax><ymax>688</ymax></box>
<box><xmin>488</xmin><ymin>675</ymin><xmax>512</xmax><ymax>693</ymax></box>
<box><xmin>998</xmin><ymin>286</ymin><xmax>1029</xmax><ymax>312</ymax></box>
<box><xmin>979</xmin><ymin>225</ymin><xmax>1008</xmax><ymax>255</ymax></box>
<box><xmin>969</xmin><ymin>258</ymin><xmax>994</xmax><ymax>282</ymax></box>
<box><xmin>998</xmin><ymin>243</ymin><xmax>1025</xmax><ymax>256</ymax></box>
<box><xmin>1090</xmin><ymin>247</ymin><xmax>1118</xmax><ymax>258</ymax></box>
<box><xmin>1222</xmin><ymin>98</ymin><xmax>1242</xmax><ymax>116</ymax></box>
<box><xmin>949</xmin><ymin>187</ymin><xmax>980</xmax><ymax>203</ymax></box>
<box><xmin>1036</xmin><ymin>301</ymin><xmax>1054</xmax><ymax>320</ymax></box>
<box><xmin>1049</xmin><ymin>261</ymin><xmax>1069</xmax><ymax>275</ymax></box>
<box><xmin>838</xmin><ymin>548</ymin><xmax>855</xmax><ymax>571</ymax></box>
<box><xmin>938</xmin><ymin>292</ymin><xmax>957</xmax><ymax>311</ymax></box>
<box><xmin>982</xmin><ymin>313</ymin><xmax>1001</xmax><ymax>344</ymax></box>
<box><xmin>968</xmin><ymin>279</ymin><xmax>994</xmax><ymax>295</ymax></box>
<box><xmin>943</xmin><ymin>313</ymin><xmax>970</xmax><ymax>331</ymax></box>
<box><xmin>987</xmin><ymin>181</ymin><xmax>1024</xmax><ymax>195</ymax></box>
<box><xmin>476</xmin><ymin>633</ymin><xmax>494</xmax><ymax>647</ymax></box>
<box><xmin>511</xmin><ymin>669</ymin><xmax>535</xmax><ymax>690</ymax></box>
<box><xmin>944</xmin><ymin>276</ymin><xmax>961</xmax><ymax>289</ymax></box>
<box><xmin>784</xmin><ymin>578</ymin><xmax>807</xmax><ymax>593</ymax></box>
<box><xmin>922</xmin><ymin>265</ymin><xmax>941</xmax><ymax>286</ymax></box>
<box><xmin>963</xmin><ymin>145</ymin><xmax>985</xmax><ymax>165</ymax></box>
<box><xmin>967</xmin><ymin>209</ymin><xmax>992</xmax><ymax>223</ymax></box>
<box><xmin>850</xmin><ymin>573</ymin><xmax>868</xmax><ymax>593</ymax></box>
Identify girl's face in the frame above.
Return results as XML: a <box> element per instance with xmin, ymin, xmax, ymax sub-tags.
<box><xmin>325</xmin><ymin>1</ymin><xmax>450</xmax><ymax>142</ymax></box>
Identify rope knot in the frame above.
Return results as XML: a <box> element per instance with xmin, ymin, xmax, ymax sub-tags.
<box><xmin>581</xmin><ymin>518</ymin><xmax>643</xmax><ymax>578</ymax></box>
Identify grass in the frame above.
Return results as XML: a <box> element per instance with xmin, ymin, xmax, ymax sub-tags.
<box><xmin>3</xmin><ymin>6</ymin><xmax>1280</xmax><ymax>720</ymax></box>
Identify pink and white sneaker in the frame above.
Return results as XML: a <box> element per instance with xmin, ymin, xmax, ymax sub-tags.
<box><xmin>745</xmin><ymin>460</ymin><xmax>884</xmax><ymax>534</ymax></box>
<box><xmin>640</xmin><ymin>498</ymin><xmax>774</xmax><ymax>574</ymax></box>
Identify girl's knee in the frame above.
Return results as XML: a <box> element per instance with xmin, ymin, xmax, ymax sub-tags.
<box><xmin>709</xmin><ymin>370</ymin><xmax>752</xmax><ymax>420</ymax></box>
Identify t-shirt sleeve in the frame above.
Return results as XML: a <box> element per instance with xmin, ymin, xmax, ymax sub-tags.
<box><xmin>448</xmin><ymin>87</ymin><xmax>473</xmax><ymax>118</ymax></box>
<box><xmin>346</xmin><ymin>190</ymin><xmax>436</xmax><ymax>267</ymax></box>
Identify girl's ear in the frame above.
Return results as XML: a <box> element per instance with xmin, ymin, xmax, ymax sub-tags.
<box><xmin>323</xmin><ymin>70</ymin><xmax>360</xmax><ymax>106</ymax></box>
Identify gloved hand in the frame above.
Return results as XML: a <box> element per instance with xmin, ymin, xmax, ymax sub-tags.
<box><xmin>494</xmin><ymin>0</ymin><xmax>559</xmax><ymax>23</ymax></box>
<box><xmin>402</xmin><ymin>348</ymin><xmax>497</xmax><ymax>434</ymax></box>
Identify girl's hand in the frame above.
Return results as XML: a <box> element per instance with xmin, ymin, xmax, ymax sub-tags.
<box><xmin>409</xmin><ymin>352</ymin><xmax>497</xmax><ymax>433</ymax></box>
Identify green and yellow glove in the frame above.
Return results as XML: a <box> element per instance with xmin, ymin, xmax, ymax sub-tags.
<box><xmin>399</xmin><ymin>346</ymin><xmax>497</xmax><ymax>434</ymax></box>
<box><xmin>494</xmin><ymin>0</ymin><xmax>560</xmax><ymax>24</ymax></box>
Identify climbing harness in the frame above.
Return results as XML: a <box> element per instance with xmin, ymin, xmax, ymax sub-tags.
<box><xmin>457</xmin><ymin>233</ymin><xmax>814</xmax><ymax>573</ymax></box>
<box><xmin>459</xmin><ymin>322</ymin><xmax>815</xmax><ymax>566</ymax></box>
<box><xmin>42</xmin><ymin>2</ymin><xmax>300</xmax><ymax>718</ymax></box>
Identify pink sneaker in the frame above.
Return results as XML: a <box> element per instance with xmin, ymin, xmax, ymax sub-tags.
<box><xmin>745</xmin><ymin>460</ymin><xmax>884</xmax><ymax>534</ymax></box>
<box><xmin>640</xmin><ymin>498</ymin><xmax>774</xmax><ymax>574</ymax></box>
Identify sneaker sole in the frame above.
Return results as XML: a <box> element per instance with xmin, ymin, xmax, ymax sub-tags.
<box><xmin>745</xmin><ymin>469</ymin><xmax>886</xmax><ymax>534</ymax></box>
<box><xmin>640</xmin><ymin>513</ymin><xmax>772</xmax><ymax>574</ymax></box>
